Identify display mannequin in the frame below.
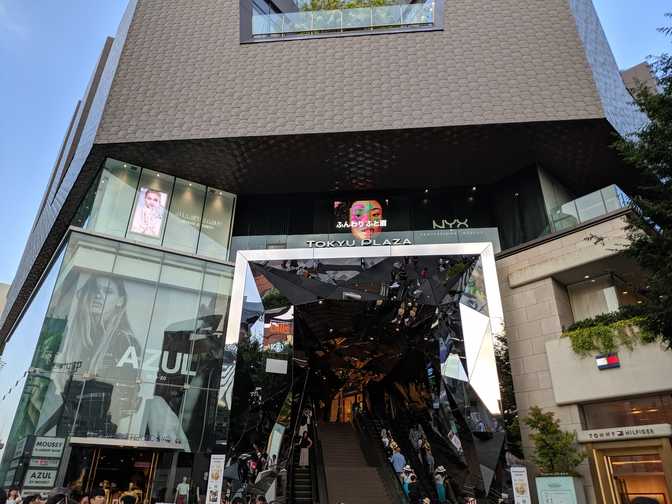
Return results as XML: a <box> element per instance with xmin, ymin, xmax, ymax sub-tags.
<box><xmin>119</xmin><ymin>483</ymin><xmax>142</xmax><ymax>504</ymax></box>
<box><xmin>174</xmin><ymin>477</ymin><xmax>190</xmax><ymax>504</ymax></box>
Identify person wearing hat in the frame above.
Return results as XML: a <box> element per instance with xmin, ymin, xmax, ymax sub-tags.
<box><xmin>434</xmin><ymin>466</ymin><xmax>447</xmax><ymax>503</ymax></box>
<box><xmin>401</xmin><ymin>466</ymin><xmax>413</xmax><ymax>496</ymax></box>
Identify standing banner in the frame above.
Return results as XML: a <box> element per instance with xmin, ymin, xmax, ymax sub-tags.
<box><xmin>511</xmin><ymin>466</ymin><xmax>532</xmax><ymax>504</ymax></box>
<box><xmin>206</xmin><ymin>455</ymin><xmax>226</xmax><ymax>504</ymax></box>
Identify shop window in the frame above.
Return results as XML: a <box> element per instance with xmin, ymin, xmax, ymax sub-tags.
<box><xmin>77</xmin><ymin>159</ymin><xmax>236</xmax><ymax>261</ymax></box>
<box><xmin>163</xmin><ymin>179</ymin><xmax>206</xmax><ymax>254</ymax></box>
<box><xmin>0</xmin><ymin>231</ymin><xmax>233</xmax><ymax>468</ymax></box>
<box><xmin>126</xmin><ymin>168</ymin><xmax>175</xmax><ymax>246</ymax></box>
<box><xmin>85</xmin><ymin>159</ymin><xmax>140</xmax><ymax>237</ymax></box>
<box><xmin>582</xmin><ymin>394</ymin><xmax>672</xmax><ymax>430</ymax></box>
<box><xmin>197</xmin><ymin>189</ymin><xmax>236</xmax><ymax>260</ymax></box>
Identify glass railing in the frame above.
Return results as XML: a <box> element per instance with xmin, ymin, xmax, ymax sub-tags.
<box><xmin>252</xmin><ymin>2</ymin><xmax>435</xmax><ymax>37</ymax></box>
<box><xmin>548</xmin><ymin>185</ymin><xmax>631</xmax><ymax>233</ymax></box>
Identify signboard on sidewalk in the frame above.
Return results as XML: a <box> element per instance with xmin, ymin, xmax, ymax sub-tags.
<box><xmin>23</xmin><ymin>468</ymin><xmax>58</xmax><ymax>488</ymax></box>
<box><xmin>206</xmin><ymin>455</ymin><xmax>226</xmax><ymax>504</ymax></box>
<box><xmin>511</xmin><ymin>466</ymin><xmax>532</xmax><ymax>504</ymax></box>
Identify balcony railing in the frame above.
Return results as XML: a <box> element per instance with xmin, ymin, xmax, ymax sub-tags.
<box><xmin>548</xmin><ymin>185</ymin><xmax>631</xmax><ymax>233</ymax></box>
<box><xmin>252</xmin><ymin>2</ymin><xmax>435</xmax><ymax>37</ymax></box>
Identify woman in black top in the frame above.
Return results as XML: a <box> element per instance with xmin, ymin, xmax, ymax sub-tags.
<box><xmin>298</xmin><ymin>431</ymin><xmax>313</xmax><ymax>467</ymax></box>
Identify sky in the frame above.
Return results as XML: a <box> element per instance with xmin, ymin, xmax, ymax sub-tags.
<box><xmin>0</xmin><ymin>1</ymin><xmax>670</xmax><ymax>285</ymax></box>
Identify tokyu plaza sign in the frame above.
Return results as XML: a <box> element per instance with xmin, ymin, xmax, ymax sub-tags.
<box><xmin>577</xmin><ymin>423</ymin><xmax>672</xmax><ymax>443</ymax></box>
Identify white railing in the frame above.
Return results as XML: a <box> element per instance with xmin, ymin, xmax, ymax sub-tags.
<box><xmin>252</xmin><ymin>2</ymin><xmax>435</xmax><ymax>37</ymax></box>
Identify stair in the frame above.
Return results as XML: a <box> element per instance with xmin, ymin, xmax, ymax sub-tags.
<box><xmin>319</xmin><ymin>423</ymin><xmax>393</xmax><ymax>504</ymax></box>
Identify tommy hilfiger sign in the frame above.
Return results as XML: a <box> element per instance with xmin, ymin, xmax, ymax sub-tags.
<box><xmin>577</xmin><ymin>423</ymin><xmax>672</xmax><ymax>443</ymax></box>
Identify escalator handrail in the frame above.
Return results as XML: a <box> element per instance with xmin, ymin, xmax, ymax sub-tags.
<box><xmin>307</xmin><ymin>398</ymin><xmax>330</xmax><ymax>504</ymax></box>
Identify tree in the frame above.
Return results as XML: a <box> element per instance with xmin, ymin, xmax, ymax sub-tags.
<box><xmin>523</xmin><ymin>406</ymin><xmax>586</xmax><ymax>476</ymax></box>
<box><xmin>616</xmin><ymin>14</ymin><xmax>672</xmax><ymax>346</ymax></box>
<box><xmin>494</xmin><ymin>333</ymin><xmax>523</xmax><ymax>458</ymax></box>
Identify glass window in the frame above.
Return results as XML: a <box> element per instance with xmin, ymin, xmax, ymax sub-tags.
<box><xmin>85</xmin><ymin>159</ymin><xmax>140</xmax><ymax>237</ymax></box>
<box><xmin>0</xmin><ymin>248</ymin><xmax>65</xmax><ymax>477</ymax></box>
<box><xmin>197</xmin><ymin>189</ymin><xmax>236</xmax><ymax>261</ymax></box>
<box><xmin>568</xmin><ymin>275</ymin><xmax>620</xmax><ymax>322</ymax></box>
<box><xmin>126</xmin><ymin>168</ymin><xmax>174</xmax><ymax>246</ymax></box>
<box><xmin>163</xmin><ymin>179</ymin><xmax>206</xmax><ymax>254</ymax></box>
<box><xmin>582</xmin><ymin>395</ymin><xmax>672</xmax><ymax>429</ymax></box>
<box><xmin>0</xmin><ymin>231</ymin><xmax>233</xmax><ymax>472</ymax></box>
<box><xmin>575</xmin><ymin>190</ymin><xmax>607</xmax><ymax>222</ymax></box>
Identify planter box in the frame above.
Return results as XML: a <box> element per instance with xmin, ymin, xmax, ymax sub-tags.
<box><xmin>535</xmin><ymin>475</ymin><xmax>586</xmax><ymax>504</ymax></box>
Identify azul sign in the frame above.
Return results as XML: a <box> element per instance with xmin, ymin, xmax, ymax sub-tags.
<box><xmin>305</xmin><ymin>238</ymin><xmax>413</xmax><ymax>248</ymax></box>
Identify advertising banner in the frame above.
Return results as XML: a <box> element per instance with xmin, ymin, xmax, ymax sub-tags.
<box><xmin>511</xmin><ymin>466</ymin><xmax>532</xmax><ymax>504</ymax></box>
<box><xmin>206</xmin><ymin>455</ymin><xmax>226</xmax><ymax>504</ymax></box>
<box><xmin>536</xmin><ymin>476</ymin><xmax>585</xmax><ymax>504</ymax></box>
<box><xmin>32</xmin><ymin>437</ymin><xmax>65</xmax><ymax>458</ymax></box>
<box><xmin>23</xmin><ymin>468</ymin><xmax>58</xmax><ymax>488</ymax></box>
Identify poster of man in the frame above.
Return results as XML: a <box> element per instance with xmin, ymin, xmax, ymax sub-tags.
<box><xmin>130</xmin><ymin>187</ymin><xmax>168</xmax><ymax>238</ymax></box>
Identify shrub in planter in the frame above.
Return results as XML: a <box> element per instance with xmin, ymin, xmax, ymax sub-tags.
<box><xmin>523</xmin><ymin>406</ymin><xmax>585</xmax><ymax>475</ymax></box>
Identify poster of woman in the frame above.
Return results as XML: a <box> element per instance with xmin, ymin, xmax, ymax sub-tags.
<box><xmin>129</xmin><ymin>187</ymin><xmax>168</xmax><ymax>238</ymax></box>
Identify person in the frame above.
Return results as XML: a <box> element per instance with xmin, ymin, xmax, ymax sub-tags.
<box><xmin>7</xmin><ymin>488</ymin><xmax>21</xmax><ymax>504</ymax></box>
<box><xmin>424</xmin><ymin>445</ymin><xmax>435</xmax><ymax>475</ymax></box>
<box><xmin>435</xmin><ymin>466</ymin><xmax>447</xmax><ymax>503</ymax></box>
<box><xmin>390</xmin><ymin>446</ymin><xmax>407</xmax><ymax>481</ymax></box>
<box><xmin>130</xmin><ymin>188</ymin><xmax>165</xmax><ymax>237</ymax></box>
<box><xmin>407</xmin><ymin>474</ymin><xmax>420</xmax><ymax>504</ymax></box>
<box><xmin>255</xmin><ymin>498</ymin><xmax>267</xmax><ymax>504</ymax></box>
<box><xmin>400</xmin><ymin>466</ymin><xmax>413</xmax><ymax>496</ymax></box>
<box><xmin>298</xmin><ymin>430</ymin><xmax>313</xmax><ymax>467</ymax></box>
<box><xmin>35</xmin><ymin>272</ymin><xmax>191</xmax><ymax>449</ymax></box>
<box><xmin>380</xmin><ymin>429</ymin><xmax>390</xmax><ymax>448</ymax></box>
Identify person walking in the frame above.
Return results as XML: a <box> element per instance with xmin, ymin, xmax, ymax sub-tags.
<box><xmin>408</xmin><ymin>474</ymin><xmax>421</xmax><ymax>504</ymax></box>
<box><xmin>424</xmin><ymin>444</ymin><xmax>435</xmax><ymax>475</ymax></box>
<box><xmin>435</xmin><ymin>466</ymin><xmax>447</xmax><ymax>503</ymax></box>
<box><xmin>298</xmin><ymin>430</ymin><xmax>313</xmax><ymax>467</ymax></box>
<box><xmin>390</xmin><ymin>446</ymin><xmax>407</xmax><ymax>481</ymax></box>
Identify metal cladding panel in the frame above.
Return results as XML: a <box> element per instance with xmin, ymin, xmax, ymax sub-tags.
<box><xmin>96</xmin><ymin>0</ymin><xmax>613</xmax><ymax>143</ymax></box>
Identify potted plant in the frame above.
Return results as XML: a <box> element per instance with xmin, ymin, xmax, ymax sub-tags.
<box><xmin>524</xmin><ymin>406</ymin><xmax>587</xmax><ymax>504</ymax></box>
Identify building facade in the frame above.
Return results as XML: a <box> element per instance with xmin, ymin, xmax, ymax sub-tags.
<box><xmin>0</xmin><ymin>1</ymin><xmax>668</xmax><ymax>503</ymax></box>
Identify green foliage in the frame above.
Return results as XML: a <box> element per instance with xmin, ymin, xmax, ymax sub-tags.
<box><xmin>563</xmin><ymin>305</ymin><xmax>657</xmax><ymax>356</ymax></box>
<box><xmin>494</xmin><ymin>333</ymin><xmax>523</xmax><ymax>457</ymax></box>
<box><xmin>523</xmin><ymin>406</ymin><xmax>586</xmax><ymax>476</ymax></box>
<box><xmin>262</xmin><ymin>288</ymin><xmax>291</xmax><ymax>309</ymax></box>
<box><xmin>300</xmin><ymin>0</ymin><xmax>398</xmax><ymax>11</ymax></box>
<box><xmin>615</xmin><ymin>14</ymin><xmax>672</xmax><ymax>346</ymax></box>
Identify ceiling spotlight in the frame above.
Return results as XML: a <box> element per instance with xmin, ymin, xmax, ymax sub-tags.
<box><xmin>318</xmin><ymin>299</ymin><xmax>323</xmax><ymax>305</ymax></box>
<box><xmin>637</xmin><ymin>300</ymin><xmax>643</xmax><ymax>304</ymax></box>
<box><xmin>584</xmin><ymin>275</ymin><xmax>590</xmax><ymax>279</ymax></box>
<box><xmin>329</xmin><ymin>328</ymin><xmax>334</xmax><ymax>333</ymax></box>
<box><xmin>622</xmin><ymin>291</ymin><xmax>628</xmax><ymax>295</ymax></box>
<box><xmin>189</xmin><ymin>183</ymin><xmax>192</xmax><ymax>187</ymax></box>
<box><xmin>156</xmin><ymin>173</ymin><xmax>160</xmax><ymax>177</ymax></box>
<box><xmin>424</xmin><ymin>188</ymin><xmax>429</xmax><ymax>193</ymax></box>
<box><xmin>123</xmin><ymin>164</ymin><xmax>127</xmax><ymax>168</ymax></box>
<box><xmin>514</xmin><ymin>192</ymin><xmax>520</xmax><ymax>197</ymax></box>
<box><xmin>468</xmin><ymin>196</ymin><xmax>474</xmax><ymax>202</ymax></box>
<box><xmin>471</xmin><ymin>186</ymin><xmax>477</xmax><ymax>192</ymax></box>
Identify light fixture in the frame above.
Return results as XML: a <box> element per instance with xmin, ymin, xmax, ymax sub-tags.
<box><xmin>646</xmin><ymin>408</ymin><xmax>659</xmax><ymax>413</ymax></box>
<box><xmin>424</xmin><ymin>188</ymin><xmax>429</xmax><ymax>193</ymax></box>
<box><xmin>622</xmin><ymin>291</ymin><xmax>628</xmax><ymax>295</ymax></box>
<box><xmin>471</xmin><ymin>186</ymin><xmax>477</xmax><ymax>192</ymax></box>
<box><xmin>318</xmin><ymin>299</ymin><xmax>323</xmax><ymax>305</ymax></box>
<box><xmin>584</xmin><ymin>275</ymin><xmax>590</xmax><ymax>279</ymax></box>
<box><xmin>468</xmin><ymin>196</ymin><xmax>474</xmax><ymax>202</ymax></box>
<box><xmin>156</xmin><ymin>173</ymin><xmax>160</xmax><ymax>177</ymax></box>
<box><xmin>637</xmin><ymin>300</ymin><xmax>643</xmax><ymax>304</ymax></box>
<box><xmin>514</xmin><ymin>192</ymin><xmax>520</xmax><ymax>197</ymax></box>
<box><xmin>189</xmin><ymin>183</ymin><xmax>192</xmax><ymax>187</ymax></box>
<box><xmin>219</xmin><ymin>192</ymin><xmax>223</xmax><ymax>196</ymax></box>
<box><xmin>123</xmin><ymin>164</ymin><xmax>127</xmax><ymax>168</ymax></box>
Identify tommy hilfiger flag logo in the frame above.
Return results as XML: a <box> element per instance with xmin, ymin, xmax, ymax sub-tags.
<box><xmin>595</xmin><ymin>353</ymin><xmax>620</xmax><ymax>370</ymax></box>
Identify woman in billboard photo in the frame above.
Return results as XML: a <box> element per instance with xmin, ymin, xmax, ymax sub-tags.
<box><xmin>130</xmin><ymin>188</ymin><xmax>167</xmax><ymax>238</ymax></box>
<box><xmin>35</xmin><ymin>273</ymin><xmax>190</xmax><ymax>449</ymax></box>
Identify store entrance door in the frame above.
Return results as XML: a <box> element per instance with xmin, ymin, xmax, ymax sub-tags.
<box><xmin>591</xmin><ymin>439</ymin><xmax>672</xmax><ymax>504</ymax></box>
<box><xmin>65</xmin><ymin>446</ymin><xmax>161</xmax><ymax>504</ymax></box>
